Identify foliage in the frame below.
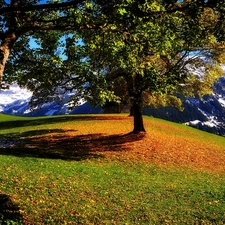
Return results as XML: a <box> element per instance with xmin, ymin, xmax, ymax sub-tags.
<box><xmin>0</xmin><ymin>0</ymin><xmax>85</xmax><ymax>86</ymax></box>
<box><xmin>79</xmin><ymin>0</ymin><xmax>225</xmax><ymax>107</ymax></box>
<box><xmin>1</xmin><ymin>0</ymin><xmax>225</xmax><ymax>132</ymax></box>
<box><xmin>1</xmin><ymin>114</ymin><xmax>225</xmax><ymax>224</ymax></box>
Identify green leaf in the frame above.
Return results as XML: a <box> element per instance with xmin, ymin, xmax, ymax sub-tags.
<box><xmin>118</xmin><ymin>8</ymin><xmax>127</xmax><ymax>15</ymax></box>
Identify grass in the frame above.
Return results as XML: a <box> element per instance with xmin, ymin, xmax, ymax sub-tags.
<box><xmin>0</xmin><ymin>113</ymin><xmax>225</xmax><ymax>224</ymax></box>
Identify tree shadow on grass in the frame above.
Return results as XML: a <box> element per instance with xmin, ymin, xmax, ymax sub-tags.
<box><xmin>0</xmin><ymin>129</ymin><xmax>74</xmax><ymax>148</ymax></box>
<box><xmin>0</xmin><ymin>128</ymin><xmax>145</xmax><ymax>161</ymax></box>
<box><xmin>0</xmin><ymin>194</ymin><xmax>24</xmax><ymax>224</ymax></box>
<box><xmin>0</xmin><ymin>115</ymin><xmax>130</xmax><ymax>130</ymax></box>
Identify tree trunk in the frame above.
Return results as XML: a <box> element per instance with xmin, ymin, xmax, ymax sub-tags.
<box><xmin>129</xmin><ymin>105</ymin><xmax>134</xmax><ymax>116</ymax></box>
<box><xmin>0</xmin><ymin>32</ymin><xmax>17</xmax><ymax>87</ymax></box>
<box><xmin>0</xmin><ymin>46</ymin><xmax>10</xmax><ymax>87</ymax></box>
<box><xmin>132</xmin><ymin>94</ymin><xmax>145</xmax><ymax>133</ymax></box>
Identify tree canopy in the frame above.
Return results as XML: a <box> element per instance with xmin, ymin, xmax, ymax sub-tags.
<box><xmin>0</xmin><ymin>0</ymin><xmax>85</xmax><ymax>86</ymax></box>
<box><xmin>1</xmin><ymin>0</ymin><xmax>225</xmax><ymax>133</ymax></box>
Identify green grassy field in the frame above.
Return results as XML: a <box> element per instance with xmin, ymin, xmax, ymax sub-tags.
<box><xmin>0</xmin><ymin>113</ymin><xmax>225</xmax><ymax>224</ymax></box>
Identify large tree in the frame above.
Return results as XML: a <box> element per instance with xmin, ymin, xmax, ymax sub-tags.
<box><xmin>78</xmin><ymin>0</ymin><xmax>225</xmax><ymax>132</ymax></box>
<box><xmin>3</xmin><ymin>0</ymin><xmax>225</xmax><ymax>133</ymax></box>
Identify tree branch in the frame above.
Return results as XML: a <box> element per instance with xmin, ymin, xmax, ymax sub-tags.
<box><xmin>0</xmin><ymin>0</ymin><xmax>85</xmax><ymax>15</ymax></box>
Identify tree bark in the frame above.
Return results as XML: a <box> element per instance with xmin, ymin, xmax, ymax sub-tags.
<box><xmin>129</xmin><ymin>105</ymin><xmax>134</xmax><ymax>116</ymax></box>
<box><xmin>132</xmin><ymin>93</ymin><xmax>146</xmax><ymax>133</ymax></box>
<box><xmin>126</xmin><ymin>73</ymin><xmax>146</xmax><ymax>133</ymax></box>
<box><xmin>0</xmin><ymin>32</ymin><xmax>17</xmax><ymax>87</ymax></box>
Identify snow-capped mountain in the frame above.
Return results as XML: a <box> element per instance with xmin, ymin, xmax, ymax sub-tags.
<box><xmin>143</xmin><ymin>74</ymin><xmax>225</xmax><ymax>136</ymax></box>
<box><xmin>0</xmin><ymin>84</ymin><xmax>68</xmax><ymax>116</ymax></box>
<box><xmin>0</xmin><ymin>84</ymin><xmax>32</xmax><ymax>113</ymax></box>
<box><xmin>0</xmin><ymin>84</ymin><xmax>102</xmax><ymax>116</ymax></box>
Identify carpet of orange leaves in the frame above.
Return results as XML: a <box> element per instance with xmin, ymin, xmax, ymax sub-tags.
<box><xmin>20</xmin><ymin>115</ymin><xmax>225</xmax><ymax>173</ymax></box>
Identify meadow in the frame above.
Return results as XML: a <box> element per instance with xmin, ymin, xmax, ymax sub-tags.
<box><xmin>0</xmin><ymin>113</ymin><xmax>225</xmax><ymax>224</ymax></box>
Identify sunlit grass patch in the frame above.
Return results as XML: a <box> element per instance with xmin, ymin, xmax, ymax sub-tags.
<box><xmin>1</xmin><ymin>157</ymin><xmax>225</xmax><ymax>224</ymax></box>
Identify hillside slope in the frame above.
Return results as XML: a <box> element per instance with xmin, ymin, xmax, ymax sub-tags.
<box><xmin>0</xmin><ymin>113</ymin><xmax>225</xmax><ymax>172</ymax></box>
<box><xmin>1</xmin><ymin>114</ymin><xmax>225</xmax><ymax>224</ymax></box>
